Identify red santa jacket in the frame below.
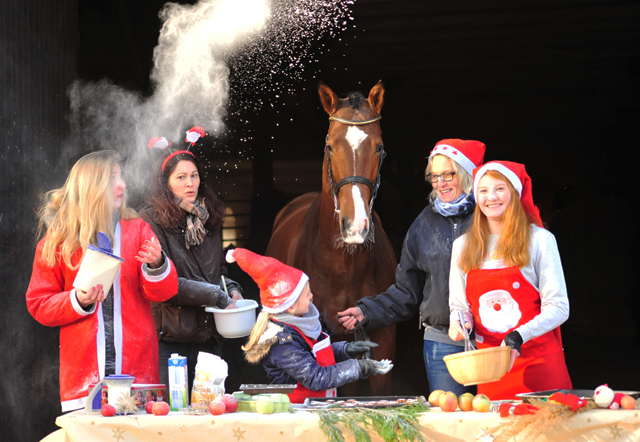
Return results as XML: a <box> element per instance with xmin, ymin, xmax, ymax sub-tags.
<box><xmin>26</xmin><ymin>218</ymin><xmax>178</xmax><ymax>411</ymax></box>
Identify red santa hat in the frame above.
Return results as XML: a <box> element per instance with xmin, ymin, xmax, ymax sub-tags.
<box><xmin>185</xmin><ymin>126</ymin><xmax>205</xmax><ymax>145</ymax></box>
<box><xmin>429</xmin><ymin>139</ymin><xmax>486</xmax><ymax>176</ymax></box>
<box><xmin>226</xmin><ymin>248</ymin><xmax>309</xmax><ymax>314</ymax></box>
<box><xmin>473</xmin><ymin>160</ymin><xmax>543</xmax><ymax>227</ymax></box>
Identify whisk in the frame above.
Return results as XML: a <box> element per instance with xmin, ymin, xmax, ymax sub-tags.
<box><xmin>458</xmin><ymin>311</ymin><xmax>476</xmax><ymax>352</ymax></box>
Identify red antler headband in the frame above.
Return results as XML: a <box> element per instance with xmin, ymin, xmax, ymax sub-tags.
<box><xmin>161</xmin><ymin>150</ymin><xmax>196</xmax><ymax>173</ymax></box>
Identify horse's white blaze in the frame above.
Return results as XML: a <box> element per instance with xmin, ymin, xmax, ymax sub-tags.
<box><xmin>344</xmin><ymin>185</ymin><xmax>368</xmax><ymax>243</ymax></box>
<box><xmin>345</xmin><ymin>126</ymin><xmax>368</xmax><ymax>174</ymax></box>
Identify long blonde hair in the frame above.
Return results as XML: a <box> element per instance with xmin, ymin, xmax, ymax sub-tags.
<box><xmin>37</xmin><ymin>150</ymin><xmax>137</xmax><ymax>268</ymax></box>
<box><xmin>458</xmin><ymin>170</ymin><xmax>531</xmax><ymax>272</ymax></box>
<box><xmin>242</xmin><ymin>292</ymin><xmax>305</xmax><ymax>352</ymax></box>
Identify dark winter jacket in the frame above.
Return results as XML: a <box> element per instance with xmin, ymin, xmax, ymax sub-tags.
<box><xmin>356</xmin><ymin>202</ymin><xmax>473</xmax><ymax>339</ymax></box>
<box><xmin>139</xmin><ymin>205</ymin><xmax>242</xmax><ymax>344</ymax></box>
<box><xmin>245</xmin><ymin>321</ymin><xmax>361</xmax><ymax>391</ymax></box>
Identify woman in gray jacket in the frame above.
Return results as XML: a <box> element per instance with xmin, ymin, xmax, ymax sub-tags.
<box><xmin>140</xmin><ymin>150</ymin><xmax>243</xmax><ymax>392</ymax></box>
<box><xmin>338</xmin><ymin>139</ymin><xmax>485</xmax><ymax>396</ymax></box>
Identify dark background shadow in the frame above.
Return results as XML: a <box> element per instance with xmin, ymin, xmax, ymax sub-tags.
<box><xmin>2</xmin><ymin>1</ymin><xmax>640</xmax><ymax>441</ymax></box>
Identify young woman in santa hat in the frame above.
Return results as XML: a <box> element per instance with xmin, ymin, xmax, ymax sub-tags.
<box><xmin>338</xmin><ymin>139</ymin><xmax>486</xmax><ymax>396</ymax></box>
<box><xmin>25</xmin><ymin>150</ymin><xmax>178</xmax><ymax>412</ymax></box>
<box><xmin>227</xmin><ymin>248</ymin><xmax>392</xmax><ymax>403</ymax></box>
<box><xmin>448</xmin><ymin>161</ymin><xmax>572</xmax><ymax>400</ymax></box>
<box><xmin>139</xmin><ymin>150</ymin><xmax>244</xmax><ymax>393</ymax></box>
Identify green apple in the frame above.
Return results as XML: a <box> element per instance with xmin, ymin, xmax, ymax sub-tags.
<box><xmin>256</xmin><ymin>398</ymin><xmax>275</xmax><ymax>414</ymax></box>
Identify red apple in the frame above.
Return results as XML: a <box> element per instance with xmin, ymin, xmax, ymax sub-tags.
<box><xmin>145</xmin><ymin>401</ymin><xmax>155</xmax><ymax>414</ymax></box>
<box><xmin>428</xmin><ymin>390</ymin><xmax>445</xmax><ymax>407</ymax></box>
<box><xmin>439</xmin><ymin>391</ymin><xmax>458</xmax><ymax>412</ymax></box>
<box><xmin>472</xmin><ymin>394</ymin><xmax>491</xmax><ymax>413</ymax></box>
<box><xmin>209</xmin><ymin>400</ymin><xmax>226</xmax><ymax>415</ymax></box>
<box><xmin>101</xmin><ymin>403</ymin><xmax>116</xmax><ymax>417</ymax></box>
<box><xmin>458</xmin><ymin>392</ymin><xmax>474</xmax><ymax>411</ymax></box>
<box><xmin>620</xmin><ymin>395</ymin><xmax>636</xmax><ymax>410</ymax></box>
<box><xmin>220</xmin><ymin>394</ymin><xmax>239</xmax><ymax>413</ymax></box>
<box><xmin>152</xmin><ymin>401</ymin><xmax>170</xmax><ymax>415</ymax></box>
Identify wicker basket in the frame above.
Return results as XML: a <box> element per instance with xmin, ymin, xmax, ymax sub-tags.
<box><xmin>443</xmin><ymin>346</ymin><xmax>511</xmax><ymax>386</ymax></box>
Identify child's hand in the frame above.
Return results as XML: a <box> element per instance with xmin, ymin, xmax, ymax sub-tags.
<box><xmin>358</xmin><ymin>359</ymin><xmax>393</xmax><ymax>379</ymax></box>
<box><xmin>346</xmin><ymin>341</ymin><xmax>378</xmax><ymax>358</ymax></box>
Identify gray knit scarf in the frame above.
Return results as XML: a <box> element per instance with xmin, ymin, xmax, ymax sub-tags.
<box><xmin>273</xmin><ymin>303</ymin><xmax>323</xmax><ymax>340</ymax></box>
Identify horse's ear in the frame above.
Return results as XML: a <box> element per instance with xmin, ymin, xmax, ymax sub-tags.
<box><xmin>368</xmin><ymin>80</ymin><xmax>385</xmax><ymax>115</ymax></box>
<box><xmin>318</xmin><ymin>82</ymin><xmax>341</xmax><ymax>115</ymax></box>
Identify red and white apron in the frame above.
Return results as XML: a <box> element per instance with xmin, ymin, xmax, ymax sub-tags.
<box><xmin>466</xmin><ymin>266</ymin><xmax>572</xmax><ymax>400</ymax></box>
<box><xmin>283</xmin><ymin>324</ymin><xmax>338</xmax><ymax>404</ymax></box>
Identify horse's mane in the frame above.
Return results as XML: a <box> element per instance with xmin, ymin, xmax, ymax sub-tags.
<box><xmin>347</xmin><ymin>91</ymin><xmax>366</xmax><ymax>109</ymax></box>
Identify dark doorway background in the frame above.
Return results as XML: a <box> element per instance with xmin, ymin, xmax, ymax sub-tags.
<box><xmin>2</xmin><ymin>1</ymin><xmax>640</xmax><ymax>441</ymax></box>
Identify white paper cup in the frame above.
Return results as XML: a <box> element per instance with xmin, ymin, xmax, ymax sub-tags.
<box><xmin>73</xmin><ymin>247</ymin><xmax>124</xmax><ymax>295</ymax></box>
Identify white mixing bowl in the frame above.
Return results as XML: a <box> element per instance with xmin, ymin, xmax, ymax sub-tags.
<box><xmin>205</xmin><ymin>299</ymin><xmax>259</xmax><ymax>338</ymax></box>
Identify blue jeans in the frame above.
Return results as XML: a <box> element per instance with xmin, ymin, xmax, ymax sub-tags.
<box><xmin>423</xmin><ymin>340</ymin><xmax>471</xmax><ymax>396</ymax></box>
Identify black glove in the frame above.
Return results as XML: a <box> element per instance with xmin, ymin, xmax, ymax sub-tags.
<box><xmin>358</xmin><ymin>359</ymin><xmax>392</xmax><ymax>379</ymax></box>
<box><xmin>346</xmin><ymin>341</ymin><xmax>378</xmax><ymax>358</ymax></box>
<box><xmin>503</xmin><ymin>331</ymin><xmax>523</xmax><ymax>355</ymax></box>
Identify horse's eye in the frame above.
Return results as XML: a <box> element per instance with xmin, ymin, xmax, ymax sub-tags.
<box><xmin>376</xmin><ymin>144</ymin><xmax>384</xmax><ymax>153</ymax></box>
<box><xmin>325</xmin><ymin>144</ymin><xmax>333</xmax><ymax>153</ymax></box>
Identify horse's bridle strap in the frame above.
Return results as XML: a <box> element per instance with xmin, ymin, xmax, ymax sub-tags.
<box><xmin>328</xmin><ymin>115</ymin><xmax>382</xmax><ymax>125</ymax></box>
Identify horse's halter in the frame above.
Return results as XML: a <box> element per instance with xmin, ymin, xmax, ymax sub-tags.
<box><xmin>325</xmin><ymin>114</ymin><xmax>386</xmax><ymax>214</ymax></box>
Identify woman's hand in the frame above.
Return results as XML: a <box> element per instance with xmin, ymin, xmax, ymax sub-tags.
<box><xmin>136</xmin><ymin>237</ymin><xmax>163</xmax><ymax>268</ymax></box>
<box><xmin>448</xmin><ymin>310</ymin><xmax>474</xmax><ymax>341</ymax></box>
<box><xmin>448</xmin><ymin>320</ymin><xmax>466</xmax><ymax>341</ymax></box>
<box><xmin>337</xmin><ymin>307</ymin><xmax>363</xmax><ymax>331</ymax></box>
<box><xmin>502</xmin><ymin>331</ymin><xmax>523</xmax><ymax>372</ymax></box>
<box><xmin>224</xmin><ymin>302</ymin><xmax>238</xmax><ymax>310</ymax></box>
<box><xmin>76</xmin><ymin>284</ymin><xmax>105</xmax><ymax>308</ymax></box>
<box><xmin>230</xmin><ymin>289</ymin><xmax>243</xmax><ymax>302</ymax></box>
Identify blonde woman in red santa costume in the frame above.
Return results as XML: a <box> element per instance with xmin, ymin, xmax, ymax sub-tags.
<box><xmin>228</xmin><ymin>248</ymin><xmax>392</xmax><ymax>403</ymax></box>
<box><xmin>26</xmin><ymin>150</ymin><xmax>178</xmax><ymax>412</ymax></box>
<box><xmin>448</xmin><ymin>161</ymin><xmax>572</xmax><ymax>400</ymax></box>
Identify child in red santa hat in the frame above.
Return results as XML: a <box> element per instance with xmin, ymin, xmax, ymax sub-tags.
<box><xmin>226</xmin><ymin>248</ymin><xmax>393</xmax><ymax>403</ymax></box>
<box><xmin>448</xmin><ymin>161</ymin><xmax>572</xmax><ymax>400</ymax></box>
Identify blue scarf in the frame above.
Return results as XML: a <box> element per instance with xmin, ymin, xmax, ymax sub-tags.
<box><xmin>432</xmin><ymin>192</ymin><xmax>475</xmax><ymax>217</ymax></box>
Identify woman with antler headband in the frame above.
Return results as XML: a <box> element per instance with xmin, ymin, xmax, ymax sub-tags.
<box><xmin>140</xmin><ymin>131</ymin><xmax>244</xmax><ymax>392</ymax></box>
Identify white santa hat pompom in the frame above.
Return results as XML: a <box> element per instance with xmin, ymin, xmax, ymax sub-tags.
<box><xmin>226</xmin><ymin>249</ymin><xmax>236</xmax><ymax>263</ymax></box>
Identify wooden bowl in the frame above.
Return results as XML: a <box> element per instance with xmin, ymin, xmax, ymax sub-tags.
<box><xmin>443</xmin><ymin>346</ymin><xmax>511</xmax><ymax>386</ymax></box>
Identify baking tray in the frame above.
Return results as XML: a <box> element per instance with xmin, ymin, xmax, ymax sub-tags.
<box><xmin>303</xmin><ymin>395</ymin><xmax>428</xmax><ymax>409</ymax></box>
<box><xmin>240</xmin><ymin>384</ymin><xmax>297</xmax><ymax>394</ymax></box>
<box><xmin>516</xmin><ymin>389</ymin><xmax>640</xmax><ymax>404</ymax></box>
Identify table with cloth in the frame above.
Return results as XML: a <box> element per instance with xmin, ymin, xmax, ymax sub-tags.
<box><xmin>41</xmin><ymin>407</ymin><xmax>640</xmax><ymax>442</ymax></box>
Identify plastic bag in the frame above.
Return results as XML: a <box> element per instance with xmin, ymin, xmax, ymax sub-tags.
<box><xmin>190</xmin><ymin>352</ymin><xmax>228</xmax><ymax>406</ymax></box>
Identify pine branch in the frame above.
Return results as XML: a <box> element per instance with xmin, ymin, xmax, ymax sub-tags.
<box><xmin>314</xmin><ymin>403</ymin><xmax>428</xmax><ymax>442</ymax></box>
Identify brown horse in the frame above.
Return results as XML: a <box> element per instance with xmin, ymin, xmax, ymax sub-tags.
<box><xmin>265</xmin><ymin>81</ymin><xmax>397</xmax><ymax>395</ymax></box>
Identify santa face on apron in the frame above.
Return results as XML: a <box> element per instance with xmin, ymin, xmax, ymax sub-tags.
<box><xmin>466</xmin><ymin>266</ymin><xmax>571</xmax><ymax>399</ymax></box>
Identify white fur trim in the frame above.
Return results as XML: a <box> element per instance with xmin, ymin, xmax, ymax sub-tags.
<box><xmin>61</xmin><ymin>396</ymin><xmax>86</xmax><ymax>412</ymax></box>
<box><xmin>142</xmin><ymin>259</ymin><xmax>172</xmax><ymax>282</ymax></box>
<box><xmin>431</xmin><ymin>144</ymin><xmax>477</xmax><ymax>175</ymax></box>
<box><xmin>261</xmin><ymin>273</ymin><xmax>309</xmax><ymax>314</ymax></box>
<box><xmin>96</xmin><ymin>302</ymin><xmax>105</xmax><ymax>380</ymax></box>
<box><xmin>258</xmin><ymin>322</ymin><xmax>283</xmax><ymax>345</ymax></box>
<box><xmin>113</xmin><ymin>222</ymin><xmax>123</xmax><ymax>374</ymax></box>
<box><xmin>473</xmin><ymin>163</ymin><xmax>522</xmax><ymax>197</ymax></box>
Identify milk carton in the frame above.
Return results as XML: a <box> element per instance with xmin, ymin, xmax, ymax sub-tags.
<box><xmin>168</xmin><ymin>354</ymin><xmax>188</xmax><ymax>411</ymax></box>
